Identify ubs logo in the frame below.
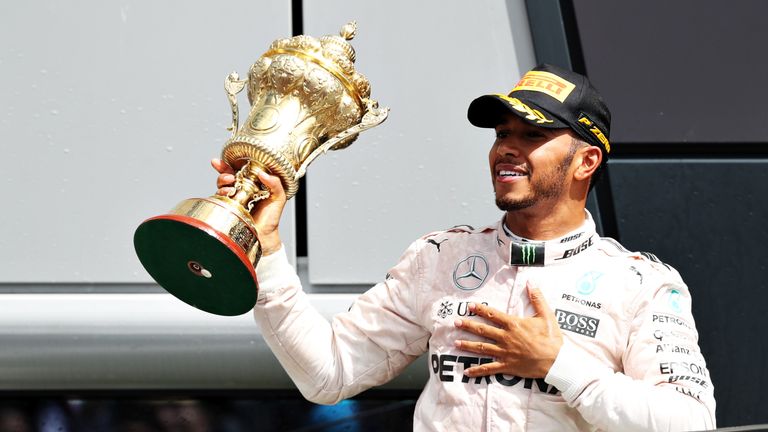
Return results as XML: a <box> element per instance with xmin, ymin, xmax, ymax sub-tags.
<box><xmin>453</xmin><ymin>255</ymin><xmax>489</xmax><ymax>291</ymax></box>
<box><xmin>437</xmin><ymin>301</ymin><xmax>453</xmax><ymax>318</ymax></box>
<box><xmin>436</xmin><ymin>300</ymin><xmax>489</xmax><ymax>319</ymax></box>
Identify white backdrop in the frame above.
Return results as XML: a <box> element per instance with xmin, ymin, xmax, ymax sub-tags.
<box><xmin>304</xmin><ymin>1</ymin><xmax>536</xmax><ymax>284</ymax></box>
<box><xmin>0</xmin><ymin>0</ymin><xmax>535</xmax><ymax>286</ymax></box>
<box><xmin>0</xmin><ymin>1</ymin><xmax>295</xmax><ymax>282</ymax></box>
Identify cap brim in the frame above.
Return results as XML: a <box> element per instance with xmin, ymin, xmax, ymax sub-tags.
<box><xmin>467</xmin><ymin>95</ymin><xmax>568</xmax><ymax>129</ymax></box>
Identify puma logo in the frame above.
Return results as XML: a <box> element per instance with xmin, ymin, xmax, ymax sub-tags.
<box><xmin>427</xmin><ymin>238</ymin><xmax>447</xmax><ymax>252</ymax></box>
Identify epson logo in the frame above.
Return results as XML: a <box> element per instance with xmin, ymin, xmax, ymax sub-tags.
<box><xmin>659</xmin><ymin>361</ymin><xmax>709</xmax><ymax>377</ymax></box>
<box><xmin>555</xmin><ymin>309</ymin><xmax>599</xmax><ymax>338</ymax></box>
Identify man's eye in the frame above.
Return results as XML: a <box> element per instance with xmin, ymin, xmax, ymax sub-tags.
<box><xmin>525</xmin><ymin>131</ymin><xmax>545</xmax><ymax>139</ymax></box>
<box><xmin>495</xmin><ymin>131</ymin><xmax>509</xmax><ymax>139</ymax></box>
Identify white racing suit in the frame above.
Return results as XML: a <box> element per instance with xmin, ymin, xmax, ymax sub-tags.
<box><xmin>253</xmin><ymin>212</ymin><xmax>716</xmax><ymax>431</ymax></box>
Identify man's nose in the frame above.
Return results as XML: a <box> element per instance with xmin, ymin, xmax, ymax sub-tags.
<box><xmin>496</xmin><ymin>138</ymin><xmax>521</xmax><ymax>157</ymax></box>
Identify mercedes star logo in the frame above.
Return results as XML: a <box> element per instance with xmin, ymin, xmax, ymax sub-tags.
<box><xmin>453</xmin><ymin>255</ymin><xmax>490</xmax><ymax>290</ymax></box>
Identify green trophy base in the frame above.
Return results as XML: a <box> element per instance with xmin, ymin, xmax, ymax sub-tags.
<box><xmin>134</xmin><ymin>215</ymin><xmax>258</xmax><ymax>316</ymax></box>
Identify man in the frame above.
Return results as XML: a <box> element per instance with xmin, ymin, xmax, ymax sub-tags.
<box><xmin>213</xmin><ymin>64</ymin><xmax>716</xmax><ymax>431</ymax></box>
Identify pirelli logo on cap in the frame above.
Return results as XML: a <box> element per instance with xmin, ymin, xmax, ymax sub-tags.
<box><xmin>511</xmin><ymin>71</ymin><xmax>576</xmax><ymax>103</ymax></box>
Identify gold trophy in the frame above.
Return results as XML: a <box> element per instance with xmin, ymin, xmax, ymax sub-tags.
<box><xmin>134</xmin><ymin>22</ymin><xmax>388</xmax><ymax>316</ymax></box>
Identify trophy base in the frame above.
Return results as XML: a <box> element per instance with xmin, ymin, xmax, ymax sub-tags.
<box><xmin>134</xmin><ymin>214</ymin><xmax>258</xmax><ymax>316</ymax></box>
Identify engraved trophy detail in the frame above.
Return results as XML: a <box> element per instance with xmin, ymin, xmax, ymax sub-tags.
<box><xmin>133</xmin><ymin>22</ymin><xmax>388</xmax><ymax>316</ymax></box>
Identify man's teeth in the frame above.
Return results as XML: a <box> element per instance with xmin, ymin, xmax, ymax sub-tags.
<box><xmin>499</xmin><ymin>170</ymin><xmax>524</xmax><ymax>177</ymax></box>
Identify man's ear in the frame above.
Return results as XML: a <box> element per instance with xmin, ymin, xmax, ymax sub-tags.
<box><xmin>574</xmin><ymin>146</ymin><xmax>602</xmax><ymax>181</ymax></box>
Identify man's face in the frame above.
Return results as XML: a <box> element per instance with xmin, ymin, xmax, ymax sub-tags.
<box><xmin>489</xmin><ymin>114</ymin><xmax>577</xmax><ymax>212</ymax></box>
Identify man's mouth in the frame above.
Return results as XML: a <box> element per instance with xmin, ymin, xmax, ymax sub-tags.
<box><xmin>495</xmin><ymin>164</ymin><xmax>529</xmax><ymax>181</ymax></box>
<box><xmin>498</xmin><ymin>169</ymin><xmax>526</xmax><ymax>178</ymax></box>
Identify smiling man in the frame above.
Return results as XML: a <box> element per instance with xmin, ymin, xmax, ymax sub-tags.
<box><xmin>213</xmin><ymin>64</ymin><xmax>716</xmax><ymax>431</ymax></box>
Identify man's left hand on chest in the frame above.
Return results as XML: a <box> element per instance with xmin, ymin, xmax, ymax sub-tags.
<box><xmin>454</xmin><ymin>281</ymin><xmax>564</xmax><ymax>378</ymax></box>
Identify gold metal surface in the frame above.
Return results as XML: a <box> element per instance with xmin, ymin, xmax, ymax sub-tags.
<box><xmin>221</xmin><ymin>21</ymin><xmax>389</xmax><ymax>198</ymax></box>
<box><xmin>171</xmin><ymin>197</ymin><xmax>262</xmax><ymax>264</ymax></box>
<box><xmin>222</xmin><ymin>20</ymin><xmax>389</xmax><ymax>200</ymax></box>
<box><xmin>151</xmin><ymin>21</ymin><xmax>387</xmax><ymax>269</ymax></box>
<box><xmin>224</xmin><ymin>72</ymin><xmax>247</xmax><ymax>137</ymax></box>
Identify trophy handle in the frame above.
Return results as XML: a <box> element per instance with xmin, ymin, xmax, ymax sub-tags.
<box><xmin>294</xmin><ymin>98</ymin><xmax>389</xmax><ymax>180</ymax></box>
<box><xmin>225</xmin><ymin>71</ymin><xmax>248</xmax><ymax>137</ymax></box>
<box><xmin>227</xmin><ymin>160</ymin><xmax>271</xmax><ymax>212</ymax></box>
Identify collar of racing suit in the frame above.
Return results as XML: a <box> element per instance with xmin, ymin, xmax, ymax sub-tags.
<box><xmin>498</xmin><ymin>210</ymin><xmax>598</xmax><ymax>267</ymax></box>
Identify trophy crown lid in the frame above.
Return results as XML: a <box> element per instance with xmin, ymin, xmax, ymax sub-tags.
<box><xmin>339</xmin><ymin>21</ymin><xmax>357</xmax><ymax>40</ymax></box>
<box><xmin>255</xmin><ymin>21</ymin><xmax>372</xmax><ymax>105</ymax></box>
<box><xmin>319</xmin><ymin>21</ymin><xmax>357</xmax><ymax>65</ymax></box>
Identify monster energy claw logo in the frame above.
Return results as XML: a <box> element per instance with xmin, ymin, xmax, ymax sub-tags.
<box><xmin>510</xmin><ymin>241</ymin><xmax>545</xmax><ymax>266</ymax></box>
<box><xmin>521</xmin><ymin>244</ymin><xmax>536</xmax><ymax>265</ymax></box>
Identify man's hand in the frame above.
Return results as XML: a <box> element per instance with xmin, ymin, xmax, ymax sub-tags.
<box><xmin>453</xmin><ymin>282</ymin><xmax>563</xmax><ymax>378</ymax></box>
<box><xmin>211</xmin><ymin>158</ymin><xmax>287</xmax><ymax>256</ymax></box>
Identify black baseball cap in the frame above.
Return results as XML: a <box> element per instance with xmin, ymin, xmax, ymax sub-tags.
<box><xmin>467</xmin><ymin>64</ymin><xmax>612</xmax><ymax>159</ymax></box>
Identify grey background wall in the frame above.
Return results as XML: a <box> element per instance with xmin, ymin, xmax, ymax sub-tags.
<box><xmin>302</xmin><ymin>1</ymin><xmax>535</xmax><ymax>284</ymax></box>
<box><xmin>0</xmin><ymin>1</ymin><xmax>533</xmax><ymax>286</ymax></box>
<box><xmin>0</xmin><ymin>1</ymin><xmax>298</xmax><ymax>282</ymax></box>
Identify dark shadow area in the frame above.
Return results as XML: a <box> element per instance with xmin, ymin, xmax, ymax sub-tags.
<box><xmin>0</xmin><ymin>395</ymin><xmax>416</xmax><ymax>432</ymax></box>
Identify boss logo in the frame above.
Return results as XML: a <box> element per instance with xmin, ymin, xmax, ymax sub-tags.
<box><xmin>555</xmin><ymin>309</ymin><xmax>599</xmax><ymax>338</ymax></box>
